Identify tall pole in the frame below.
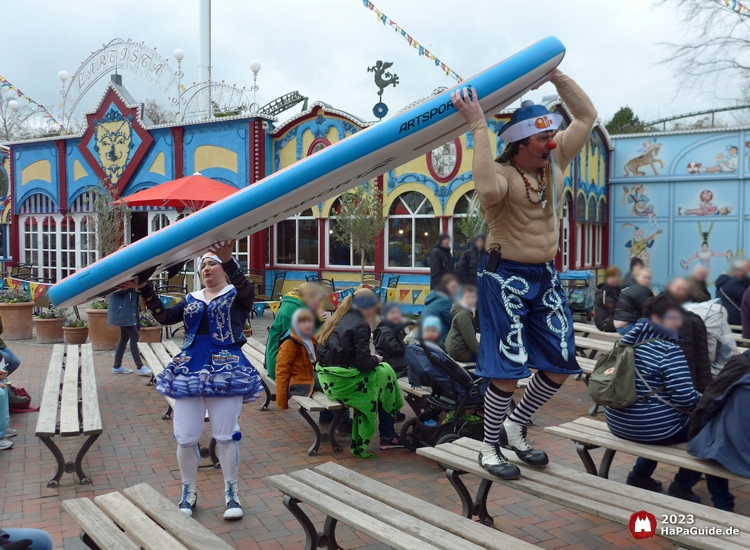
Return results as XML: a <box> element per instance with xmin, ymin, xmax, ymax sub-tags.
<box><xmin>199</xmin><ymin>0</ymin><xmax>212</xmax><ymax>117</ymax></box>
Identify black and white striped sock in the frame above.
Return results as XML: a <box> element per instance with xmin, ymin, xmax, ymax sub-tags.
<box><xmin>483</xmin><ymin>383</ymin><xmax>514</xmax><ymax>445</ymax></box>
<box><xmin>508</xmin><ymin>371</ymin><xmax>562</xmax><ymax>427</ymax></box>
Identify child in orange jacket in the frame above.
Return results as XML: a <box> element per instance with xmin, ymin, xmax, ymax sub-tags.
<box><xmin>276</xmin><ymin>308</ymin><xmax>317</xmax><ymax>410</ymax></box>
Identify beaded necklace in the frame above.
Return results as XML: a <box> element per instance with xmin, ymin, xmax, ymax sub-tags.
<box><xmin>510</xmin><ymin>159</ymin><xmax>547</xmax><ymax>208</ymax></box>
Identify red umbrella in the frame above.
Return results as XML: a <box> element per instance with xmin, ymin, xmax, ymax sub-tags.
<box><xmin>116</xmin><ymin>173</ymin><xmax>240</xmax><ymax>212</ymax></box>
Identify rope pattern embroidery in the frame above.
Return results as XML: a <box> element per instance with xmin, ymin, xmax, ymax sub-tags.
<box><xmin>480</xmin><ymin>269</ymin><xmax>530</xmax><ymax>365</ymax></box>
<box><xmin>542</xmin><ymin>263</ymin><xmax>569</xmax><ymax>361</ymax></box>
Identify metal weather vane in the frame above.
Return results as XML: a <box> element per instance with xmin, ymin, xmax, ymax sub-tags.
<box><xmin>368</xmin><ymin>60</ymin><xmax>399</xmax><ymax>120</ymax></box>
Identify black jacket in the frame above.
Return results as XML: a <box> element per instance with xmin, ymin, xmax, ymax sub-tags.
<box><xmin>318</xmin><ymin>310</ymin><xmax>379</xmax><ymax>372</ymax></box>
<box><xmin>456</xmin><ymin>235</ymin><xmax>485</xmax><ymax>285</ymax></box>
<box><xmin>716</xmin><ymin>273</ymin><xmax>748</xmax><ymax>326</ymax></box>
<box><xmin>660</xmin><ymin>291</ymin><xmax>713</xmax><ymax>393</ymax></box>
<box><xmin>613</xmin><ymin>283</ymin><xmax>654</xmax><ymax>324</ymax></box>
<box><xmin>594</xmin><ymin>283</ymin><xmax>620</xmax><ymax>332</ymax></box>
<box><xmin>373</xmin><ymin>320</ymin><xmax>409</xmax><ymax>377</ymax></box>
<box><xmin>689</xmin><ymin>350</ymin><xmax>750</xmax><ymax>439</ymax></box>
<box><xmin>622</xmin><ymin>271</ymin><xmax>637</xmax><ymax>289</ymax></box>
<box><xmin>429</xmin><ymin>245</ymin><xmax>455</xmax><ymax>289</ymax></box>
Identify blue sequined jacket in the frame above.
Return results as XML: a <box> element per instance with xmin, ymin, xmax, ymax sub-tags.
<box><xmin>141</xmin><ymin>258</ymin><xmax>254</xmax><ymax>349</ymax></box>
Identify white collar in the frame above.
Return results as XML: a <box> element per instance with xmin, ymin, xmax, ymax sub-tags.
<box><xmin>189</xmin><ymin>284</ymin><xmax>233</xmax><ymax>304</ymax></box>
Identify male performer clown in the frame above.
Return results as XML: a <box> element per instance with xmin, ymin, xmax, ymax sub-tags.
<box><xmin>452</xmin><ymin>70</ymin><xmax>596</xmax><ymax>479</ymax></box>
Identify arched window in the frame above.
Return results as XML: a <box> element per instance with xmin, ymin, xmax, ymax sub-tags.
<box><xmin>451</xmin><ymin>191</ymin><xmax>482</xmax><ymax>260</ymax></box>
<box><xmin>597</xmin><ymin>197</ymin><xmax>607</xmax><ymax>224</ymax></box>
<box><xmin>275</xmin><ymin>209</ymin><xmax>318</xmax><ymax>265</ymax></box>
<box><xmin>560</xmin><ymin>193</ymin><xmax>572</xmax><ymax>271</ymax></box>
<box><xmin>386</xmin><ymin>192</ymin><xmax>438</xmax><ymax>268</ymax></box>
<box><xmin>308</xmin><ymin>138</ymin><xmax>330</xmax><ymax>156</ymax></box>
<box><xmin>327</xmin><ymin>198</ymin><xmax>374</xmax><ymax>268</ymax></box>
<box><xmin>59</xmin><ymin>216</ymin><xmax>76</xmax><ymax>280</ymax></box>
<box><xmin>587</xmin><ymin>196</ymin><xmax>597</xmax><ymax>223</ymax></box>
<box><xmin>79</xmin><ymin>216</ymin><xmax>97</xmax><ymax>269</ymax></box>
<box><xmin>23</xmin><ymin>216</ymin><xmax>39</xmax><ymax>268</ymax></box>
<box><xmin>151</xmin><ymin>213</ymin><xmax>171</xmax><ymax>232</ymax></box>
<box><xmin>576</xmin><ymin>194</ymin><xmax>586</xmax><ymax>221</ymax></box>
<box><xmin>41</xmin><ymin>216</ymin><xmax>57</xmax><ymax>281</ymax></box>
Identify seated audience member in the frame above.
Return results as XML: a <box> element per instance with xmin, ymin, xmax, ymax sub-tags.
<box><xmin>605</xmin><ymin>295</ymin><xmax>734</xmax><ymax>511</ymax></box>
<box><xmin>373</xmin><ymin>302</ymin><xmax>410</xmax><ymax>378</ymax></box>
<box><xmin>275</xmin><ymin>309</ymin><xmax>317</xmax><ymax>410</ymax></box>
<box><xmin>456</xmin><ymin>233</ymin><xmax>485</xmax><ymax>285</ymax></box>
<box><xmin>0</xmin><ymin>528</ymin><xmax>54</xmax><ymax>550</ymax></box>
<box><xmin>421</xmin><ymin>274</ymin><xmax>459</xmax><ymax>343</ymax></box>
<box><xmin>446</xmin><ymin>284</ymin><xmax>479</xmax><ymax>362</ymax></box>
<box><xmin>316</xmin><ymin>289</ymin><xmax>404</xmax><ymax>456</ymax></box>
<box><xmin>613</xmin><ymin>268</ymin><xmax>654</xmax><ymax>335</ymax></box>
<box><xmin>406</xmin><ymin>316</ymin><xmax>443</xmax><ymax>389</ymax></box>
<box><xmin>661</xmin><ymin>277</ymin><xmax>712</xmax><ymax>393</ymax></box>
<box><xmin>715</xmin><ymin>260</ymin><xmax>750</xmax><ymax>326</ymax></box>
<box><xmin>688</xmin><ymin>265</ymin><xmax>711</xmax><ymax>303</ymax></box>
<box><xmin>594</xmin><ymin>266</ymin><xmax>621</xmax><ymax>332</ymax></box>
<box><xmin>0</xmin><ymin>368</ymin><xmax>14</xmax><ymax>451</ymax></box>
<box><xmin>688</xmin><ymin>350</ymin><xmax>750</xmax><ymax>478</ymax></box>
<box><xmin>622</xmin><ymin>257</ymin><xmax>644</xmax><ymax>288</ymax></box>
<box><xmin>0</xmin><ymin>317</ymin><xmax>21</xmax><ymax>377</ymax></box>
<box><xmin>741</xmin><ymin>284</ymin><xmax>750</xmax><ymax>339</ymax></box>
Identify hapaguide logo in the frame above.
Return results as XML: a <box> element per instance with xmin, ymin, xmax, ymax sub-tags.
<box><xmin>629</xmin><ymin>510</ymin><xmax>657</xmax><ymax>539</ymax></box>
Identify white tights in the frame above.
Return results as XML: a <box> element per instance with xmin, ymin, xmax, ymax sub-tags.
<box><xmin>173</xmin><ymin>396</ymin><xmax>243</xmax><ymax>483</ymax></box>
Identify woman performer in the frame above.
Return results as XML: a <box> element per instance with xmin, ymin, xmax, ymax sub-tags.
<box><xmin>135</xmin><ymin>240</ymin><xmax>263</xmax><ymax>520</ymax></box>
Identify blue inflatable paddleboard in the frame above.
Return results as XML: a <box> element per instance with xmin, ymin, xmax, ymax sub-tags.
<box><xmin>49</xmin><ymin>37</ymin><xmax>565</xmax><ymax>306</ymax></box>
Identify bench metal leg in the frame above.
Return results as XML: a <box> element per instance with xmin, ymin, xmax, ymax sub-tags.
<box><xmin>587</xmin><ymin>401</ymin><xmax>600</xmax><ymax>416</ymax></box>
<box><xmin>445</xmin><ymin>468</ymin><xmax>495</xmax><ymax>525</ymax></box>
<box><xmin>74</xmin><ymin>433</ymin><xmax>100</xmax><ymax>485</ymax></box>
<box><xmin>323</xmin><ymin>516</ymin><xmax>342</xmax><ymax>550</ymax></box>
<box><xmin>327</xmin><ymin>409</ymin><xmax>344</xmax><ymax>454</ymax></box>
<box><xmin>298</xmin><ymin>405</ymin><xmax>322</xmax><ymax>456</ymax></box>
<box><xmin>283</xmin><ymin>495</ymin><xmax>323</xmax><ymax>550</ymax></box>
<box><xmin>598</xmin><ymin>448</ymin><xmax>616</xmax><ymax>478</ymax></box>
<box><xmin>80</xmin><ymin>531</ymin><xmax>103</xmax><ymax>550</ymax></box>
<box><xmin>39</xmin><ymin>436</ymin><xmax>66</xmax><ymax>488</ymax></box>
<box><xmin>576</xmin><ymin>442</ymin><xmax>599</xmax><ymax>476</ymax></box>
<box><xmin>260</xmin><ymin>380</ymin><xmax>272</xmax><ymax>411</ymax></box>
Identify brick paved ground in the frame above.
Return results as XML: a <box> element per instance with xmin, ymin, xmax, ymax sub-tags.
<box><xmin>1</xmin><ymin>317</ymin><xmax>748</xmax><ymax>549</ymax></box>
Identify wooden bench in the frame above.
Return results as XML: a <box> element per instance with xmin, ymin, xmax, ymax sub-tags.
<box><xmin>241</xmin><ymin>337</ymin><xmax>275</xmax><ymax>410</ymax></box>
<box><xmin>35</xmin><ymin>344</ymin><xmax>102</xmax><ymax>487</ymax></box>
<box><xmin>397</xmin><ymin>377</ymin><xmax>431</xmax><ymax>416</ymax></box>
<box><xmin>546</xmin><ymin>416</ymin><xmax>750</xmax><ymax>484</ymax></box>
<box><xmin>573</xmin><ymin>322</ymin><xmax>621</xmax><ymax>342</ymax></box>
<box><xmin>62</xmin><ymin>482</ymin><xmax>233</xmax><ymax>550</ymax></box>
<box><xmin>137</xmin><ymin>341</ymin><xmax>219</xmax><ymax>468</ymax></box>
<box><xmin>290</xmin><ymin>392</ymin><xmax>346</xmax><ymax>456</ymax></box>
<box><xmin>574</xmin><ymin>335</ymin><xmax>614</xmax><ymax>358</ymax></box>
<box><xmin>265</xmin><ymin>462</ymin><xmax>541</xmax><ymax>550</ymax></box>
<box><xmin>418</xmin><ymin>437</ymin><xmax>750</xmax><ymax>550</ymax></box>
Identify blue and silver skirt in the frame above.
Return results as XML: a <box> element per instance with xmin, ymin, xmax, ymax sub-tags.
<box><xmin>155</xmin><ymin>335</ymin><xmax>263</xmax><ymax>402</ymax></box>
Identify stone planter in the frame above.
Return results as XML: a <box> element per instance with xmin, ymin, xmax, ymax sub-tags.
<box><xmin>0</xmin><ymin>302</ymin><xmax>35</xmax><ymax>340</ymax></box>
<box><xmin>139</xmin><ymin>326</ymin><xmax>162</xmax><ymax>344</ymax></box>
<box><xmin>34</xmin><ymin>317</ymin><xmax>65</xmax><ymax>343</ymax></box>
<box><xmin>63</xmin><ymin>326</ymin><xmax>89</xmax><ymax>345</ymax></box>
<box><xmin>86</xmin><ymin>308</ymin><xmax>120</xmax><ymax>351</ymax></box>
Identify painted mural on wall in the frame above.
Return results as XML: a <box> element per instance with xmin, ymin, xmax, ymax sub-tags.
<box><xmin>610</xmin><ymin>129</ymin><xmax>749</xmax><ymax>290</ymax></box>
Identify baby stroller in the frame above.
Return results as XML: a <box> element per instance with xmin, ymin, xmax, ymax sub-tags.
<box><xmin>400</xmin><ymin>339</ymin><xmax>488</xmax><ymax>450</ymax></box>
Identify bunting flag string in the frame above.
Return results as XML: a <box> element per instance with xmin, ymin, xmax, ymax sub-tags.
<box><xmin>253</xmin><ymin>303</ymin><xmax>266</xmax><ymax>318</ymax></box>
<box><xmin>412</xmin><ymin>289</ymin><xmax>422</xmax><ymax>303</ymax></box>
<box><xmin>0</xmin><ymin>75</ymin><xmax>62</xmax><ymax>123</ymax></box>
<box><xmin>269</xmin><ymin>301</ymin><xmax>281</xmax><ymax>315</ymax></box>
<box><xmin>0</xmin><ymin>277</ymin><xmax>50</xmax><ymax>301</ymax></box>
<box><xmin>399</xmin><ymin>289</ymin><xmax>411</xmax><ymax>301</ymax></box>
<box><xmin>358</xmin><ymin>1</ymin><xmax>463</xmax><ymax>82</ymax></box>
<box><xmin>715</xmin><ymin>0</ymin><xmax>750</xmax><ymax>15</ymax></box>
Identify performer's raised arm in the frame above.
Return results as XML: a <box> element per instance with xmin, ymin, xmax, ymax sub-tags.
<box><xmin>451</xmin><ymin>89</ymin><xmax>509</xmax><ymax>208</ymax></box>
<box><xmin>549</xmin><ymin>71</ymin><xmax>597</xmax><ymax>167</ymax></box>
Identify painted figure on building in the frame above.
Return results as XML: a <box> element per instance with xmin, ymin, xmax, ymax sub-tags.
<box><xmin>745</xmin><ymin>141</ymin><xmax>750</xmax><ymax>170</ymax></box>
<box><xmin>93</xmin><ymin>109</ymin><xmax>134</xmax><ymax>184</ymax></box>
<box><xmin>623</xmin><ymin>223</ymin><xmax>662</xmax><ymax>265</ymax></box>
<box><xmin>621</xmin><ymin>183</ymin><xmax>656</xmax><ymax>219</ymax></box>
<box><xmin>679</xmin><ymin>222</ymin><xmax>732</xmax><ymax>271</ymax></box>
<box><xmin>623</xmin><ymin>140</ymin><xmax>662</xmax><ymax>176</ymax></box>
<box><xmin>688</xmin><ymin>146</ymin><xmax>739</xmax><ymax>174</ymax></box>
<box><xmin>678</xmin><ymin>189</ymin><xmax>732</xmax><ymax>216</ymax></box>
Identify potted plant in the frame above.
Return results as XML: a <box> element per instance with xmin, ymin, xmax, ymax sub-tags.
<box><xmin>139</xmin><ymin>310</ymin><xmax>162</xmax><ymax>344</ymax></box>
<box><xmin>243</xmin><ymin>319</ymin><xmax>253</xmax><ymax>339</ymax></box>
<box><xmin>63</xmin><ymin>319</ymin><xmax>89</xmax><ymax>345</ymax></box>
<box><xmin>86</xmin><ymin>298</ymin><xmax>119</xmax><ymax>351</ymax></box>
<box><xmin>33</xmin><ymin>306</ymin><xmax>67</xmax><ymax>343</ymax></box>
<box><xmin>0</xmin><ymin>288</ymin><xmax>35</xmax><ymax>340</ymax></box>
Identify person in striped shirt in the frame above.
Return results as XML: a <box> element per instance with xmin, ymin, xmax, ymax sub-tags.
<box><xmin>605</xmin><ymin>295</ymin><xmax>734</xmax><ymax>511</ymax></box>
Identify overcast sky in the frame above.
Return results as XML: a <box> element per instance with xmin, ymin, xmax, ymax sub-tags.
<box><xmin>1</xmin><ymin>0</ymin><xmax>745</xmax><ymax>128</ymax></box>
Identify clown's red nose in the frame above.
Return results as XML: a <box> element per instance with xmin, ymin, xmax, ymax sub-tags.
<box><xmin>547</xmin><ymin>139</ymin><xmax>557</xmax><ymax>150</ymax></box>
